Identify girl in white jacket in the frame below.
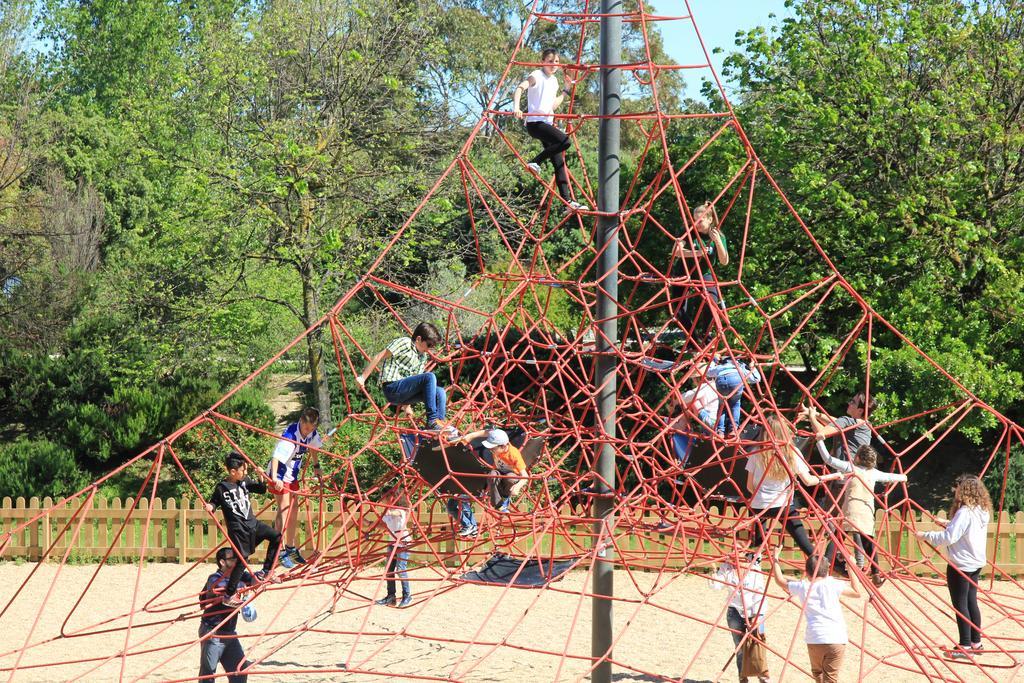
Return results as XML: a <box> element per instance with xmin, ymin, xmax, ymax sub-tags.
<box><xmin>916</xmin><ymin>474</ymin><xmax>992</xmax><ymax>659</ymax></box>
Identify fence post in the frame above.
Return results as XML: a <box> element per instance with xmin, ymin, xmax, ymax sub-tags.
<box><xmin>41</xmin><ymin>496</ymin><xmax>52</xmax><ymax>561</ymax></box>
<box><xmin>180</xmin><ymin>498</ymin><xmax>189</xmax><ymax>564</ymax></box>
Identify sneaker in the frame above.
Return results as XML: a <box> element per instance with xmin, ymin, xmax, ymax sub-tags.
<box><xmin>288</xmin><ymin>546</ymin><xmax>308</xmax><ymax>565</ymax></box>
<box><xmin>440</xmin><ymin>425</ymin><xmax>460</xmax><ymax>440</ymax></box>
<box><xmin>398</xmin><ymin>594</ymin><xmax>413</xmax><ymax>608</ymax></box>
<box><xmin>871</xmin><ymin>572</ymin><xmax>887</xmax><ymax>587</ymax></box>
<box><xmin>457</xmin><ymin>525</ymin><xmax>478</xmax><ymax>538</ymax></box>
<box><xmin>222</xmin><ymin>593</ymin><xmax>245</xmax><ymax>607</ymax></box>
<box><xmin>254</xmin><ymin>569</ymin><xmax>283</xmax><ymax>584</ymax></box>
<box><xmin>568</xmin><ymin>200</ymin><xmax>589</xmax><ymax>212</ymax></box>
<box><xmin>946</xmin><ymin>645</ymin><xmax>973</xmax><ymax>660</ymax></box>
<box><xmin>526</xmin><ymin>162</ymin><xmax>541</xmax><ymax>174</ymax></box>
<box><xmin>375</xmin><ymin>596</ymin><xmax>396</xmax><ymax>607</ymax></box>
<box><xmin>971</xmin><ymin>642</ymin><xmax>984</xmax><ymax>653</ymax></box>
<box><xmin>654</xmin><ymin>521</ymin><xmax>673</xmax><ymax>532</ymax></box>
<box><xmin>277</xmin><ymin>551</ymin><xmax>296</xmax><ymax>569</ymax></box>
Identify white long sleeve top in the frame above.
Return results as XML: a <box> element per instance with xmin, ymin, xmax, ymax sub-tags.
<box><xmin>920</xmin><ymin>506</ymin><xmax>989</xmax><ymax>573</ymax></box>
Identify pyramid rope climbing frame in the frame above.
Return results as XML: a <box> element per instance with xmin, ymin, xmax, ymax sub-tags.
<box><xmin>2</xmin><ymin>1</ymin><xmax>1024</xmax><ymax>681</ymax></box>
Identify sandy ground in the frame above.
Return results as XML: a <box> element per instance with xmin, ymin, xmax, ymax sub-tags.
<box><xmin>0</xmin><ymin>559</ymin><xmax>1021</xmax><ymax>683</ymax></box>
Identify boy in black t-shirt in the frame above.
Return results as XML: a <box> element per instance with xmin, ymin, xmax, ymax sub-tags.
<box><xmin>205</xmin><ymin>452</ymin><xmax>283</xmax><ymax>606</ymax></box>
<box><xmin>198</xmin><ymin>547</ymin><xmax>254</xmax><ymax>682</ymax></box>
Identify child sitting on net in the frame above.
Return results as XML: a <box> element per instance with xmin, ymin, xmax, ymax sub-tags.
<box><xmin>356</xmin><ymin>322</ymin><xmax>454</xmax><ymax>435</ymax></box>
<box><xmin>808</xmin><ymin>406</ymin><xmax>907</xmax><ymax>586</ymax></box>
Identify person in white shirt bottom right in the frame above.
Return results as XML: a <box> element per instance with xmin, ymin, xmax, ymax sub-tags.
<box><xmin>916</xmin><ymin>474</ymin><xmax>992</xmax><ymax>659</ymax></box>
<box><xmin>771</xmin><ymin>548</ymin><xmax>861</xmax><ymax>683</ymax></box>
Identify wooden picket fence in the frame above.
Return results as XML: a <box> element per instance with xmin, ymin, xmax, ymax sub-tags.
<box><xmin>1</xmin><ymin>496</ymin><xmax>1022</xmax><ymax>576</ymax></box>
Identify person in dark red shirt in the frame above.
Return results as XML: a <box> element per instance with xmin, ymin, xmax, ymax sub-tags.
<box><xmin>198</xmin><ymin>547</ymin><xmax>255</xmax><ymax>682</ymax></box>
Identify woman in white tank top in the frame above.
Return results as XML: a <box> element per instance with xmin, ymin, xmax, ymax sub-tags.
<box><xmin>512</xmin><ymin>48</ymin><xmax>588</xmax><ymax>212</ymax></box>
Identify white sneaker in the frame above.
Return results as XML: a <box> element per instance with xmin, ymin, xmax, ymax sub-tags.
<box><xmin>526</xmin><ymin>162</ymin><xmax>541</xmax><ymax>174</ymax></box>
<box><xmin>568</xmin><ymin>200</ymin><xmax>589</xmax><ymax>211</ymax></box>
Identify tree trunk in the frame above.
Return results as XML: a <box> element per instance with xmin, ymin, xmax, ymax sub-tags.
<box><xmin>301</xmin><ymin>262</ymin><xmax>333</xmax><ymax>426</ymax></box>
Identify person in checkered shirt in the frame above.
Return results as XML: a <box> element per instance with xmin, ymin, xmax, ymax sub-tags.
<box><xmin>356</xmin><ymin>322</ymin><xmax>450</xmax><ymax>430</ymax></box>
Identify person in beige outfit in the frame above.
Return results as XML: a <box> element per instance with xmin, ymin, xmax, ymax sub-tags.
<box><xmin>808</xmin><ymin>407</ymin><xmax>907</xmax><ymax>586</ymax></box>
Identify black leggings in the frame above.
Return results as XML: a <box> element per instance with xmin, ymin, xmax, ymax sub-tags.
<box><xmin>825</xmin><ymin>531</ymin><xmax>878</xmax><ymax>572</ymax></box>
<box><xmin>750</xmin><ymin>503</ymin><xmax>814</xmax><ymax>557</ymax></box>
<box><xmin>526</xmin><ymin>121</ymin><xmax>571</xmax><ymax>201</ymax></box>
<box><xmin>947</xmin><ymin>564</ymin><xmax>982</xmax><ymax>646</ymax></box>
<box><xmin>226</xmin><ymin>522</ymin><xmax>282</xmax><ymax>596</ymax></box>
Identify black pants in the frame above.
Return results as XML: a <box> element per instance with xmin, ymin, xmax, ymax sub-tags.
<box><xmin>226</xmin><ymin>522</ymin><xmax>282</xmax><ymax>596</ymax></box>
<box><xmin>750</xmin><ymin>503</ymin><xmax>814</xmax><ymax>556</ymax></box>
<box><xmin>825</xmin><ymin>531</ymin><xmax>877</xmax><ymax>573</ymax></box>
<box><xmin>526</xmin><ymin>121</ymin><xmax>571</xmax><ymax>201</ymax></box>
<box><xmin>947</xmin><ymin>564</ymin><xmax>982</xmax><ymax>646</ymax></box>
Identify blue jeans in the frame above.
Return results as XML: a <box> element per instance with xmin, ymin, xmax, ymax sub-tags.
<box><xmin>382</xmin><ymin>373</ymin><xmax>447</xmax><ymax>427</ymax></box>
<box><xmin>385</xmin><ymin>544</ymin><xmax>411</xmax><ymax>598</ymax></box>
<box><xmin>199</xmin><ymin>625</ymin><xmax>248</xmax><ymax>682</ymax></box>
<box><xmin>715</xmin><ymin>371</ymin><xmax>744</xmax><ymax>436</ymax></box>
<box><xmin>726</xmin><ymin>606</ymin><xmax>764</xmax><ymax>676</ymax></box>
<box><xmin>673</xmin><ymin>408</ymin><xmax>717</xmax><ymax>465</ymax></box>
<box><xmin>399</xmin><ymin>432</ymin><xmax>422</xmax><ymax>462</ymax></box>
<box><xmin>446</xmin><ymin>496</ymin><xmax>476</xmax><ymax>530</ymax></box>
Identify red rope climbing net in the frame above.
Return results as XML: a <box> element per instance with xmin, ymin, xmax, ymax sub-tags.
<box><xmin>2</xmin><ymin>2</ymin><xmax>1024</xmax><ymax>681</ymax></box>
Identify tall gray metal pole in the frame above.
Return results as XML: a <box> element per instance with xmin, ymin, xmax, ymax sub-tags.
<box><xmin>591</xmin><ymin>0</ymin><xmax>621</xmax><ymax>679</ymax></box>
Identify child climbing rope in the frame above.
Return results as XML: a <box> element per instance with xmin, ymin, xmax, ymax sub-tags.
<box><xmin>808</xmin><ymin>406</ymin><xmax>907</xmax><ymax>586</ymax></box>
<box><xmin>265</xmin><ymin>406</ymin><xmax>322</xmax><ymax>568</ymax></box>
<box><xmin>512</xmin><ymin>48</ymin><xmax>588</xmax><ymax>212</ymax></box>
<box><xmin>771</xmin><ymin>548</ymin><xmax>861</xmax><ymax>683</ymax></box>
<box><xmin>356</xmin><ymin>322</ymin><xmax>454</xmax><ymax>434</ymax></box>
<box><xmin>671</xmin><ymin>201</ymin><xmax>728</xmax><ymax>344</ymax></box>
<box><xmin>746</xmin><ymin>414</ymin><xmax>841</xmax><ymax>557</ymax></box>
<box><xmin>916</xmin><ymin>474</ymin><xmax>991</xmax><ymax>659</ymax></box>
<box><xmin>706</xmin><ymin>355</ymin><xmax>761</xmax><ymax>437</ymax></box>
<box><xmin>666</xmin><ymin>375</ymin><xmax>719</xmax><ymax>467</ymax></box>
<box><xmin>205</xmin><ymin>452</ymin><xmax>284</xmax><ymax>607</ymax></box>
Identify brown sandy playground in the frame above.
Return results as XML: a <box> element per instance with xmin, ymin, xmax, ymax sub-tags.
<box><xmin>0</xmin><ymin>560</ymin><xmax>1019</xmax><ymax>682</ymax></box>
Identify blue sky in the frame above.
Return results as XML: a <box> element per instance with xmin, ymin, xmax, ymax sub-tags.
<box><xmin>645</xmin><ymin>0</ymin><xmax>793</xmax><ymax>95</ymax></box>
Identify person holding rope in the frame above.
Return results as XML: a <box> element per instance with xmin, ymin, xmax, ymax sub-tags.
<box><xmin>671</xmin><ymin>201</ymin><xmax>729</xmax><ymax>346</ymax></box>
<box><xmin>746</xmin><ymin>414</ymin><xmax>842</xmax><ymax>557</ymax></box>
<box><xmin>512</xmin><ymin>48</ymin><xmax>588</xmax><ymax>212</ymax></box>
<box><xmin>709</xmin><ymin>554</ymin><xmax>772</xmax><ymax>683</ymax></box>
<box><xmin>356</xmin><ymin>322</ymin><xmax>455</xmax><ymax>435</ymax></box>
<box><xmin>205</xmin><ymin>452</ymin><xmax>284</xmax><ymax>607</ymax></box>
<box><xmin>808</xmin><ymin>406</ymin><xmax>907</xmax><ymax>587</ymax></box>
<box><xmin>265</xmin><ymin>406</ymin><xmax>322</xmax><ymax>568</ymax></box>
<box><xmin>772</xmin><ymin>548</ymin><xmax>861</xmax><ymax>683</ymax></box>
<box><xmin>916</xmin><ymin>474</ymin><xmax>991</xmax><ymax>659</ymax></box>
<box><xmin>197</xmin><ymin>547</ymin><xmax>256</xmax><ymax>682</ymax></box>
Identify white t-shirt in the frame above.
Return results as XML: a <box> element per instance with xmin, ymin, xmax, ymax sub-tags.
<box><xmin>383</xmin><ymin>508</ymin><xmax>411</xmax><ymax>545</ymax></box>
<box><xmin>526</xmin><ymin>69</ymin><xmax>558</xmax><ymax>124</ymax></box>
<box><xmin>745</xmin><ymin>451</ymin><xmax>810</xmax><ymax>510</ymax></box>
<box><xmin>787</xmin><ymin>577</ymin><xmax>849</xmax><ymax>644</ymax></box>
<box><xmin>708</xmin><ymin>561</ymin><xmax>768</xmax><ymax>618</ymax></box>
<box><xmin>683</xmin><ymin>382</ymin><xmax>719</xmax><ymax>421</ymax></box>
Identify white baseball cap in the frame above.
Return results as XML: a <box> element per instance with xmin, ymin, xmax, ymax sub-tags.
<box><xmin>480</xmin><ymin>429</ymin><xmax>510</xmax><ymax>449</ymax></box>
